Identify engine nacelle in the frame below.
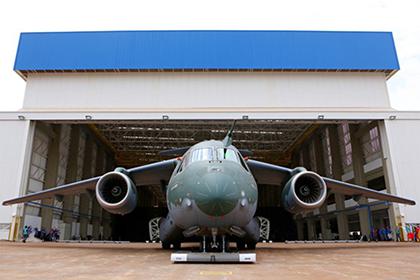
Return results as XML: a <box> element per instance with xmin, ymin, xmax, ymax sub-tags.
<box><xmin>96</xmin><ymin>170</ymin><xmax>138</xmax><ymax>215</ymax></box>
<box><xmin>281</xmin><ymin>168</ymin><xmax>327</xmax><ymax>214</ymax></box>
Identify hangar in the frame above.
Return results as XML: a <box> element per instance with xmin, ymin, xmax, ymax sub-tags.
<box><xmin>0</xmin><ymin>30</ymin><xmax>419</xmax><ymax>242</ymax></box>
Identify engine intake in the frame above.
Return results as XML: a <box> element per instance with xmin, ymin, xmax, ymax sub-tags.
<box><xmin>96</xmin><ymin>170</ymin><xmax>137</xmax><ymax>215</ymax></box>
<box><xmin>281</xmin><ymin>169</ymin><xmax>327</xmax><ymax>214</ymax></box>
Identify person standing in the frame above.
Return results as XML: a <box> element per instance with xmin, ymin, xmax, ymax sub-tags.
<box><xmin>417</xmin><ymin>226</ymin><xmax>420</xmax><ymax>242</ymax></box>
<box><xmin>406</xmin><ymin>224</ymin><xmax>412</xmax><ymax>241</ymax></box>
<box><xmin>369</xmin><ymin>227</ymin><xmax>375</xmax><ymax>241</ymax></box>
<box><xmin>395</xmin><ymin>226</ymin><xmax>401</xmax><ymax>242</ymax></box>
<box><xmin>386</xmin><ymin>227</ymin><xmax>392</xmax><ymax>241</ymax></box>
<box><xmin>379</xmin><ymin>228</ymin><xmax>385</xmax><ymax>241</ymax></box>
<box><xmin>377</xmin><ymin>228</ymin><xmax>381</xmax><ymax>241</ymax></box>
<box><xmin>22</xmin><ymin>225</ymin><xmax>29</xmax><ymax>243</ymax></box>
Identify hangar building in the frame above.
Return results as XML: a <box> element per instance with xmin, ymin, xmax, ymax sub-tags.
<box><xmin>0</xmin><ymin>30</ymin><xmax>419</xmax><ymax>241</ymax></box>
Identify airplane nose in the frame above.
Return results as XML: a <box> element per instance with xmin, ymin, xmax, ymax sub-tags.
<box><xmin>194</xmin><ymin>171</ymin><xmax>239</xmax><ymax>217</ymax></box>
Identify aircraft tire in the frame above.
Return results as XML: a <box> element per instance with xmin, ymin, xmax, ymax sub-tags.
<box><xmin>236</xmin><ymin>241</ymin><xmax>245</xmax><ymax>251</ymax></box>
<box><xmin>172</xmin><ymin>242</ymin><xmax>181</xmax><ymax>250</ymax></box>
<box><xmin>223</xmin><ymin>237</ymin><xmax>230</xmax><ymax>252</ymax></box>
<box><xmin>246</xmin><ymin>242</ymin><xmax>256</xmax><ymax>250</ymax></box>
<box><xmin>162</xmin><ymin>241</ymin><xmax>171</xmax><ymax>250</ymax></box>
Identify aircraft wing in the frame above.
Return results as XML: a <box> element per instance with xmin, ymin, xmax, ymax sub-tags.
<box><xmin>126</xmin><ymin>159</ymin><xmax>179</xmax><ymax>186</ymax></box>
<box><xmin>2</xmin><ymin>159</ymin><xmax>179</xmax><ymax>206</ymax></box>
<box><xmin>247</xmin><ymin>159</ymin><xmax>415</xmax><ymax>205</ymax></box>
<box><xmin>2</xmin><ymin>177</ymin><xmax>100</xmax><ymax>206</ymax></box>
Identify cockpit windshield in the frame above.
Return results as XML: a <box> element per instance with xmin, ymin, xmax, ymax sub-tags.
<box><xmin>216</xmin><ymin>148</ymin><xmax>239</xmax><ymax>162</ymax></box>
<box><xmin>185</xmin><ymin>148</ymin><xmax>214</xmax><ymax>166</ymax></box>
<box><xmin>177</xmin><ymin>147</ymin><xmax>248</xmax><ymax>174</ymax></box>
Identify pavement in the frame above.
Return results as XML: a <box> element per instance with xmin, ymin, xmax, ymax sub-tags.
<box><xmin>1</xmin><ymin>241</ymin><xmax>419</xmax><ymax>280</ymax></box>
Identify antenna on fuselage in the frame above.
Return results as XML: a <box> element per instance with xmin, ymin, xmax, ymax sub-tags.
<box><xmin>222</xmin><ymin>120</ymin><xmax>237</xmax><ymax>147</ymax></box>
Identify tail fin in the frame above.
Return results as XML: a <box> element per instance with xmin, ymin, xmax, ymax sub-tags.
<box><xmin>222</xmin><ymin>120</ymin><xmax>237</xmax><ymax>147</ymax></box>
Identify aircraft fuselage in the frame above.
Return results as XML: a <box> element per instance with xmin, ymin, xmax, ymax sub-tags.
<box><xmin>161</xmin><ymin>140</ymin><xmax>259</xmax><ymax>243</ymax></box>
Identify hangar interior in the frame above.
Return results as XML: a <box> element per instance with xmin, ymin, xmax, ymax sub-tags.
<box><xmin>19</xmin><ymin>119</ymin><xmax>392</xmax><ymax>242</ymax></box>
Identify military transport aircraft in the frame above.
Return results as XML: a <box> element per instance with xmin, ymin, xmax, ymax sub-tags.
<box><xmin>3</xmin><ymin>122</ymin><xmax>415</xmax><ymax>252</ymax></box>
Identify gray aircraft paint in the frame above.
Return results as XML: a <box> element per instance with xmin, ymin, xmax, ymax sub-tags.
<box><xmin>163</xmin><ymin>140</ymin><xmax>259</xmax><ymax>241</ymax></box>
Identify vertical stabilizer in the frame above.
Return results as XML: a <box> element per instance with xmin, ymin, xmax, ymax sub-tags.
<box><xmin>222</xmin><ymin>120</ymin><xmax>237</xmax><ymax>147</ymax></box>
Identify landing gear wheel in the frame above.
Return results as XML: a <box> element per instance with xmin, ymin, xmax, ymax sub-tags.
<box><xmin>162</xmin><ymin>242</ymin><xmax>171</xmax><ymax>250</ymax></box>
<box><xmin>246</xmin><ymin>242</ymin><xmax>256</xmax><ymax>250</ymax></box>
<box><xmin>236</xmin><ymin>241</ymin><xmax>245</xmax><ymax>251</ymax></box>
<box><xmin>200</xmin><ymin>237</ymin><xmax>208</xmax><ymax>252</ymax></box>
<box><xmin>222</xmin><ymin>237</ymin><xmax>230</xmax><ymax>252</ymax></box>
<box><xmin>172</xmin><ymin>242</ymin><xmax>181</xmax><ymax>250</ymax></box>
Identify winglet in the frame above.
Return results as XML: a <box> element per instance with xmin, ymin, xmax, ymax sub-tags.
<box><xmin>222</xmin><ymin>120</ymin><xmax>237</xmax><ymax>147</ymax></box>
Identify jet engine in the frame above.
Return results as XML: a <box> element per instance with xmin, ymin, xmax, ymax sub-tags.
<box><xmin>95</xmin><ymin>170</ymin><xmax>138</xmax><ymax>215</ymax></box>
<box><xmin>281</xmin><ymin>168</ymin><xmax>327</xmax><ymax>214</ymax></box>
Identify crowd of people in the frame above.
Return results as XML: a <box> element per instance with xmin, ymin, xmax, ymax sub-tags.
<box><xmin>369</xmin><ymin>227</ymin><xmax>393</xmax><ymax>241</ymax></box>
<box><xmin>396</xmin><ymin>224</ymin><xmax>420</xmax><ymax>242</ymax></box>
<box><xmin>21</xmin><ymin>225</ymin><xmax>60</xmax><ymax>242</ymax></box>
<box><xmin>368</xmin><ymin>224</ymin><xmax>420</xmax><ymax>242</ymax></box>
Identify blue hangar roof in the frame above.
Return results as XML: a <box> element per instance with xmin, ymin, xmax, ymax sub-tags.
<box><xmin>14</xmin><ymin>30</ymin><xmax>399</xmax><ymax>78</ymax></box>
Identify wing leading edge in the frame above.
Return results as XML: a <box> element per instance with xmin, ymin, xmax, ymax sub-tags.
<box><xmin>2</xmin><ymin>159</ymin><xmax>179</xmax><ymax>206</ymax></box>
<box><xmin>2</xmin><ymin>177</ymin><xmax>99</xmax><ymax>206</ymax></box>
<box><xmin>247</xmin><ymin>159</ymin><xmax>415</xmax><ymax>206</ymax></box>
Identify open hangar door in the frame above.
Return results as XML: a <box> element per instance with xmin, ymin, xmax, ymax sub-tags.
<box><xmin>21</xmin><ymin>119</ymin><xmax>391</xmax><ymax>242</ymax></box>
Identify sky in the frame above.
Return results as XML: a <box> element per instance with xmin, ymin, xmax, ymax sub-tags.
<box><xmin>0</xmin><ymin>0</ymin><xmax>419</xmax><ymax>110</ymax></box>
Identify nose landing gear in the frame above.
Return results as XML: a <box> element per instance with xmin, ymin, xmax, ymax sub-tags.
<box><xmin>171</xmin><ymin>228</ymin><xmax>256</xmax><ymax>263</ymax></box>
<box><xmin>170</xmin><ymin>234</ymin><xmax>256</xmax><ymax>263</ymax></box>
<box><xmin>199</xmin><ymin>235</ymin><xmax>228</xmax><ymax>253</ymax></box>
